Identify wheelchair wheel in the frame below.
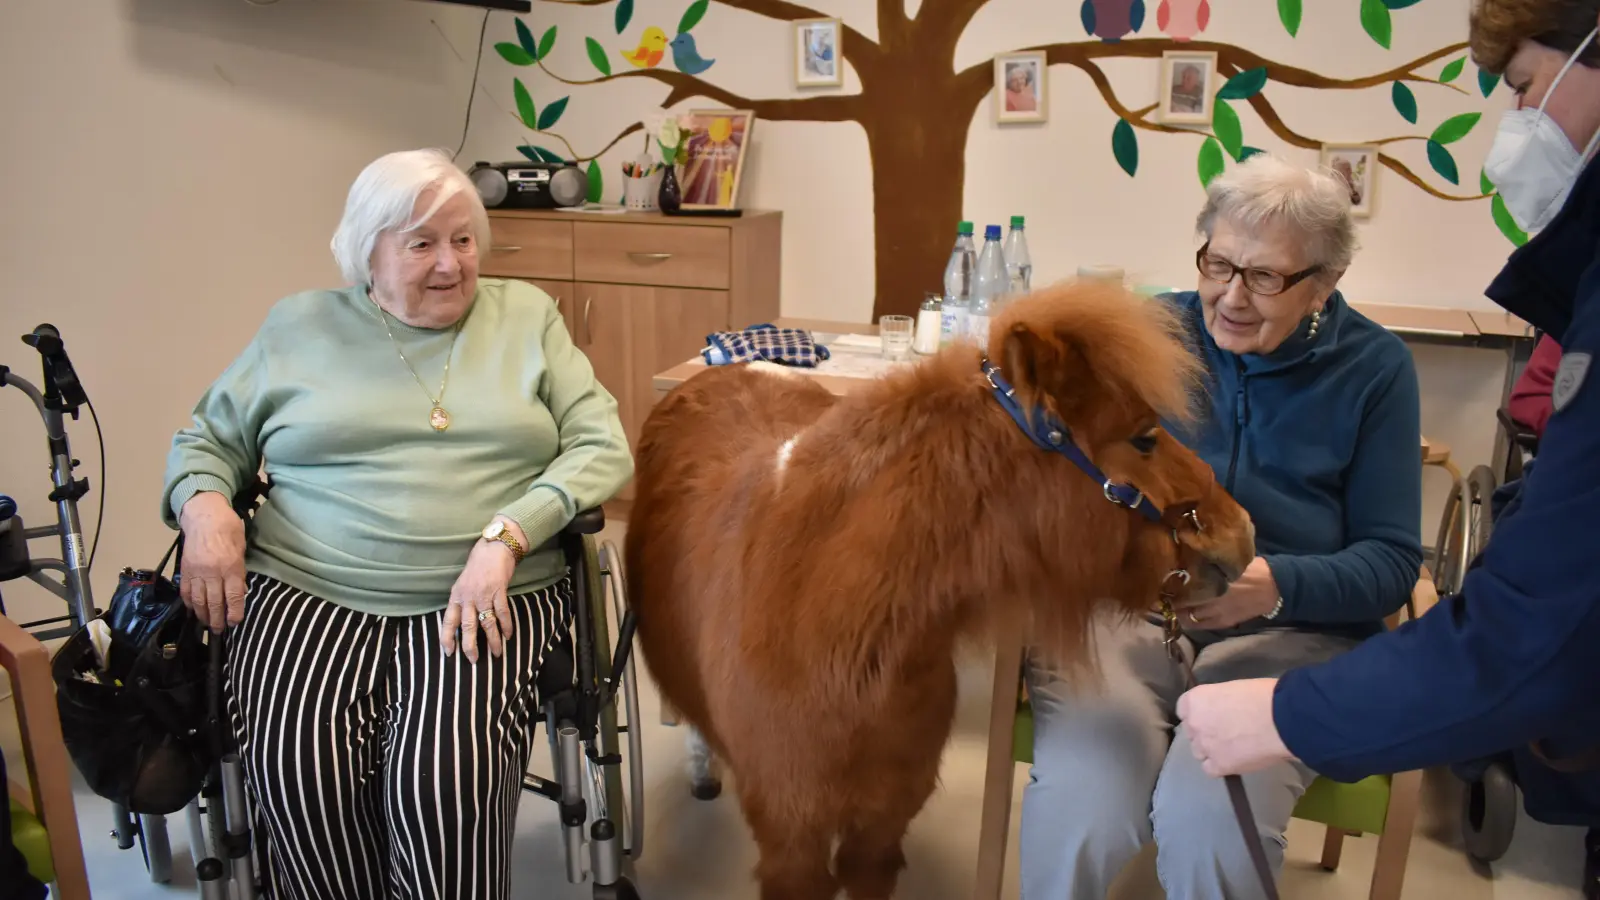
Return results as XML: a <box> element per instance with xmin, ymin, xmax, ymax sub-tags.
<box><xmin>1432</xmin><ymin>478</ymin><xmax>1468</xmax><ymax>597</ymax></box>
<box><xmin>1462</xmin><ymin>760</ymin><xmax>1518</xmax><ymax>863</ymax></box>
<box><xmin>1465</xmin><ymin>465</ymin><xmax>1497</xmax><ymax>562</ymax></box>
<box><xmin>599</xmin><ymin>539</ymin><xmax>646</xmax><ymax>861</ymax></box>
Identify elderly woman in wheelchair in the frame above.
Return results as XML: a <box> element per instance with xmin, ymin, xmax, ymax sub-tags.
<box><xmin>1018</xmin><ymin>154</ymin><xmax>1424</xmax><ymax>899</ymax></box>
<box><xmin>161</xmin><ymin>148</ymin><xmax>634</xmax><ymax>899</ymax></box>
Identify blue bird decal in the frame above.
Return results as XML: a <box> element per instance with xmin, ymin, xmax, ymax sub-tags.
<box><xmin>670</xmin><ymin>32</ymin><xmax>715</xmax><ymax>75</ymax></box>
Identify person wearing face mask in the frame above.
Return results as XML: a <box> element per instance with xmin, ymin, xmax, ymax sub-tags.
<box><xmin>1019</xmin><ymin>153</ymin><xmax>1423</xmax><ymax>899</ymax></box>
<box><xmin>1178</xmin><ymin>3</ymin><xmax>1600</xmax><ymax>894</ymax></box>
<box><xmin>161</xmin><ymin>148</ymin><xmax>633</xmax><ymax>898</ymax></box>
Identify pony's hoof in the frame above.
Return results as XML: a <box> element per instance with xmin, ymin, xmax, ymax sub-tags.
<box><xmin>690</xmin><ymin>777</ymin><xmax>723</xmax><ymax>801</ymax></box>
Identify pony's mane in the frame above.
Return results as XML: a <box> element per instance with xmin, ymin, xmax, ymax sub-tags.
<box><xmin>991</xmin><ymin>280</ymin><xmax>1205</xmax><ymax>427</ymax></box>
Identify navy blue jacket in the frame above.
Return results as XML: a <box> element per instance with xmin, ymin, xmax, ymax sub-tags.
<box><xmin>1274</xmin><ymin>154</ymin><xmax>1600</xmax><ymax>826</ymax></box>
<box><xmin>1161</xmin><ymin>290</ymin><xmax>1424</xmax><ymax>640</ymax></box>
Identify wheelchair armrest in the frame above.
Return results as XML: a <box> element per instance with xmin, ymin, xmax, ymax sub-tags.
<box><xmin>1496</xmin><ymin>407</ymin><xmax>1541</xmax><ymax>453</ymax></box>
<box><xmin>533</xmin><ymin>507</ymin><xmax>606</xmax><ymax>554</ymax></box>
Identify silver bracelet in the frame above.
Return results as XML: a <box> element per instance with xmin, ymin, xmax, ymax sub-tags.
<box><xmin>1263</xmin><ymin>596</ymin><xmax>1284</xmax><ymax>620</ymax></box>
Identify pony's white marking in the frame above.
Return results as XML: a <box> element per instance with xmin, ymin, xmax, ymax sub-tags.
<box><xmin>775</xmin><ymin>436</ymin><xmax>799</xmax><ymax>475</ymax></box>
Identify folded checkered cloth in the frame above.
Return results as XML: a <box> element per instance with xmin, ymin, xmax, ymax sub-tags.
<box><xmin>701</xmin><ymin>324</ymin><xmax>831</xmax><ymax>367</ymax></box>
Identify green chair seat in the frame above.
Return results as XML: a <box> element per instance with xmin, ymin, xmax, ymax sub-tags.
<box><xmin>1012</xmin><ymin>699</ymin><xmax>1394</xmax><ymax>837</ymax></box>
<box><xmin>9</xmin><ymin>797</ymin><xmax>55</xmax><ymax>884</ymax></box>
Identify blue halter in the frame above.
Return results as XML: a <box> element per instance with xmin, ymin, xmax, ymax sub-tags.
<box><xmin>980</xmin><ymin>357</ymin><xmax>1165</xmax><ymax>524</ymax></box>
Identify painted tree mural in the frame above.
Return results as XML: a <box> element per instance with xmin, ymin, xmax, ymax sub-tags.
<box><xmin>492</xmin><ymin>0</ymin><xmax>1521</xmax><ymax>321</ymax></box>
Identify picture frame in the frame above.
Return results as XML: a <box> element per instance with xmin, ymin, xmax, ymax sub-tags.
<box><xmin>676</xmin><ymin>109</ymin><xmax>756</xmax><ymax>211</ymax></box>
<box><xmin>1157</xmin><ymin>50</ymin><xmax>1218</xmax><ymax>125</ymax></box>
<box><xmin>1320</xmin><ymin>143</ymin><xmax>1380</xmax><ymax>218</ymax></box>
<box><xmin>994</xmin><ymin>51</ymin><xmax>1048</xmax><ymax>124</ymax></box>
<box><xmin>794</xmin><ymin>18</ymin><xmax>843</xmax><ymax>88</ymax></box>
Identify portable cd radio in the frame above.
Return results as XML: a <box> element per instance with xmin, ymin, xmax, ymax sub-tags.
<box><xmin>468</xmin><ymin>161</ymin><xmax>589</xmax><ymax>209</ymax></box>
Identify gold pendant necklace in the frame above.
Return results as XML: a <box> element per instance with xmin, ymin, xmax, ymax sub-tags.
<box><xmin>371</xmin><ymin>297</ymin><xmax>463</xmax><ymax>432</ymax></box>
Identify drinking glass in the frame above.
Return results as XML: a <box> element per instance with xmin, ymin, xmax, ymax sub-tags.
<box><xmin>879</xmin><ymin>315</ymin><xmax>914</xmax><ymax>361</ymax></box>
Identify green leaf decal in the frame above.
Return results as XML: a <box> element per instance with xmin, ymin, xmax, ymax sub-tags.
<box><xmin>517</xmin><ymin>145</ymin><xmax>542</xmax><ymax>163</ymax></box>
<box><xmin>513</xmin><ymin>78</ymin><xmax>538</xmax><ymax>130</ymax></box>
<box><xmin>586</xmin><ymin>37</ymin><xmax>612</xmax><ymax>77</ymax></box>
<box><xmin>1277</xmin><ymin>0</ymin><xmax>1302</xmax><ymax>37</ymax></box>
<box><xmin>615</xmin><ymin>0</ymin><xmax>634</xmax><ymax>34</ymax></box>
<box><xmin>1479</xmin><ymin>67</ymin><xmax>1499</xmax><ymax>97</ymax></box>
<box><xmin>586</xmin><ymin>160</ymin><xmax>604</xmax><ymax>204</ymax></box>
<box><xmin>1213</xmin><ymin>99</ymin><xmax>1243</xmax><ymax>161</ymax></box>
<box><xmin>538</xmin><ymin>26</ymin><xmax>557</xmax><ymax>60</ymax></box>
<box><xmin>515</xmin><ymin>18</ymin><xmax>538</xmax><ymax>58</ymax></box>
<box><xmin>519</xmin><ymin>145</ymin><xmax>564</xmax><ymax>164</ymax></box>
<box><xmin>1430</xmin><ymin>112</ymin><xmax>1481</xmax><ymax>145</ymax></box>
<box><xmin>1239</xmin><ymin>146</ymin><xmax>1266</xmax><ymax>160</ymax></box>
<box><xmin>1440</xmin><ymin>57</ymin><xmax>1465</xmax><ymax>83</ymax></box>
<box><xmin>1480</xmin><ymin>167</ymin><xmax>1495</xmax><ymax>195</ymax></box>
<box><xmin>537</xmin><ymin>96</ymin><xmax>570</xmax><ymax>131</ymax></box>
<box><xmin>1198</xmin><ymin>137</ymin><xmax>1225</xmax><ymax>187</ymax></box>
<box><xmin>1382</xmin><ymin>0</ymin><xmax>1424</xmax><ymax>8</ymax></box>
<box><xmin>495</xmin><ymin>42</ymin><xmax>536</xmax><ymax>66</ymax></box>
<box><xmin>1112</xmin><ymin>118</ymin><xmax>1138</xmax><ymax>177</ymax></box>
<box><xmin>1391</xmin><ymin>82</ymin><xmax>1417</xmax><ymax>124</ymax></box>
<box><xmin>1492</xmin><ymin>194</ymin><xmax>1529</xmax><ymax>246</ymax></box>
<box><xmin>1218</xmin><ymin>67</ymin><xmax>1268</xmax><ymax>100</ymax></box>
<box><xmin>1426</xmin><ymin>139</ymin><xmax>1460</xmax><ymax>185</ymax></box>
<box><xmin>678</xmin><ymin>0</ymin><xmax>709</xmax><ymax>34</ymax></box>
<box><xmin>1360</xmin><ymin>0</ymin><xmax>1392</xmax><ymax>49</ymax></box>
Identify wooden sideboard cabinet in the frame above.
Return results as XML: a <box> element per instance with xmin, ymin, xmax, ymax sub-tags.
<box><xmin>481</xmin><ymin>208</ymin><xmax>782</xmax><ymax>498</ymax></box>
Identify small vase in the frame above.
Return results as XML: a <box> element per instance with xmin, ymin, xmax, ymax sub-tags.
<box><xmin>658</xmin><ymin>165</ymin><xmax>682</xmax><ymax>214</ymax></box>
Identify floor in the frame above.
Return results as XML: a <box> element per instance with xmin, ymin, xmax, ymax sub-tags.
<box><xmin>6</xmin><ymin>516</ymin><xmax>1592</xmax><ymax>899</ymax></box>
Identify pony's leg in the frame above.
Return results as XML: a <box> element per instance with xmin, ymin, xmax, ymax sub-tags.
<box><xmin>832</xmin><ymin>768</ymin><xmax>935</xmax><ymax>900</ymax></box>
<box><xmin>684</xmin><ymin>725</ymin><xmax>724</xmax><ymax>800</ymax></box>
<box><xmin>742</xmin><ymin>789</ymin><xmax>838</xmax><ymax>900</ymax></box>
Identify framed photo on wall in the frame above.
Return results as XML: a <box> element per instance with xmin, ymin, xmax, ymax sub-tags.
<box><xmin>677</xmin><ymin>109</ymin><xmax>755</xmax><ymax>210</ymax></box>
<box><xmin>1158</xmin><ymin>50</ymin><xmax>1217</xmax><ymax>125</ymax></box>
<box><xmin>1320</xmin><ymin>142</ymin><xmax>1380</xmax><ymax>218</ymax></box>
<box><xmin>794</xmin><ymin>18</ymin><xmax>842</xmax><ymax>88</ymax></box>
<box><xmin>994</xmin><ymin>51</ymin><xmax>1048</xmax><ymax>124</ymax></box>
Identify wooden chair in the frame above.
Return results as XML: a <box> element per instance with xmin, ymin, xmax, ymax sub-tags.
<box><xmin>973</xmin><ymin>572</ymin><xmax>1439</xmax><ymax>900</ymax></box>
<box><xmin>2</xmin><ymin>613</ymin><xmax>90</xmax><ymax>898</ymax></box>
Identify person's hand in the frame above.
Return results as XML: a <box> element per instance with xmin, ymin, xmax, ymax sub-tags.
<box><xmin>1176</xmin><ymin>556</ymin><xmax>1280</xmax><ymax>630</ymax></box>
<box><xmin>1177</xmin><ymin>678</ymin><xmax>1294</xmax><ymax>777</ymax></box>
<box><xmin>441</xmin><ymin>517</ymin><xmax>525</xmax><ymax>663</ymax></box>
<box><xmin>178</xmin><ymin>491</ymin><xmax>248</xmax><ymax>633</ymax></box>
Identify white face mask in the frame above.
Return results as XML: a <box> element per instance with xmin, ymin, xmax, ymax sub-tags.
<box><xmin>1484</xmin><ymin>28</ymin><xmax>1600</xmax><ymax>233</ymax></box>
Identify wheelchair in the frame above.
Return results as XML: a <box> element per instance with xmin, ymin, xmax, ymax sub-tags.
<box><xmin>3</xmin><ymin>323</ymin><xmax>647</xmax><ymax>898</ymax></box>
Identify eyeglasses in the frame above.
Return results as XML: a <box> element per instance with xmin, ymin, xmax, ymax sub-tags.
<box><xmin>1195</xmin><ymin>242</ymin><xmax>1322</xmax><ymax>296</ymax></box>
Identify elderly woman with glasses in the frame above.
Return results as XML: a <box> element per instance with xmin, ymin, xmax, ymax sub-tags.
<box><xmin>1018</xmin><ymin>152</ymin><xmax>1423</xmax><ymax>899</ymax></box>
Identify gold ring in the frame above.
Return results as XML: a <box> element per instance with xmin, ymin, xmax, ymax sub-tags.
<box><xmin>478</xmin><ymin>610</ymin><xmax>493</xmax><ymax>623</ymax></box>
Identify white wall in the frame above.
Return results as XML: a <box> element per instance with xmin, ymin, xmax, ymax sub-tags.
<box><xmin>0</xmin><ymin>0</ymin><xmax>488</xmax><ymax>625</ymax></box>
<box><xmin>457</xmin><ymin>0</ymin><xmax>1522</xmax><ymax>545</ymax></box>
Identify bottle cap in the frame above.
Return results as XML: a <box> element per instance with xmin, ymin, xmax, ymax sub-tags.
<box><xmin>985</xmin><ymin>224</ymin><xmax>1002</xmax><ymax>239</ymax></box>
<box><xmin>958</xmin><ymin>221</ymin><xmax>973</xmax><ymax>234</ymax></box>
<box><xmin>1010</xmin><ymin>215</ymin><xmax>1025</xmax><ymax>227</ymax></box>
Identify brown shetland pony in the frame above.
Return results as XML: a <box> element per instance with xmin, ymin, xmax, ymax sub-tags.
<box><xmin>624</xmin><ymin>281</ymin><xmax>1257</xmax><ymax>900</ymax></box>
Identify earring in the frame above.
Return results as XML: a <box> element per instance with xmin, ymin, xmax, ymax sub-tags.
<box><xmin>1307</xmin><ymin>307</ymin><xmax>1323</xmax><ymax>340</ymax></box>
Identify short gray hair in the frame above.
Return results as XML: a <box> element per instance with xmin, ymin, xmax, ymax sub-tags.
<box><xmin>329</xmin><ymin>148</ymin><xmax>491</xmax><ymax>286</ymax></box>
<box><xmin>1193</xmin><ymin>152</ymin><xmax>1359</xmax><ymax>274</ymax></box>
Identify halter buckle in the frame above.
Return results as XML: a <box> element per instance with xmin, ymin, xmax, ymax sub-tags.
<box><xmin>1104</xmin><ymin>481</ymin><xmax>1145</xmax><ymax>509</ymax></box>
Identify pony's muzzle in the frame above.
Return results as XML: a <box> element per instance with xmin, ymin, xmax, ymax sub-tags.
<box><xmin>1182</xmin><ymin>515</ymin><xmax>1255</xmax><ymax>600</ymax></box>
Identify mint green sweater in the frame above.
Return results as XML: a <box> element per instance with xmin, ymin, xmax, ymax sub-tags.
<box><xmin>161</xmin><ymin>278</ymin><xmax>633</xmax><ymax>616</ymax></box>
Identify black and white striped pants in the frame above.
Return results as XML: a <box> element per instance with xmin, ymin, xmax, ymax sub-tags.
<box><xmin>226</xmin><ymin>573</ymin><xmax>572</xmax><ymax>900</ymax></box>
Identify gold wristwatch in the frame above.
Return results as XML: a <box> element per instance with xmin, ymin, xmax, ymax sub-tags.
<box><xmin>481</xmin><ymin>520</ymin><xmax>526</xmax><ymax>563</ymax></box>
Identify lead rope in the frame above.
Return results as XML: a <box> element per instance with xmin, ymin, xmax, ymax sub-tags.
<box><xmin>1159</xmin><ymin>587</ymin><xmax>1282</xmax><ymax>900</ymax></box>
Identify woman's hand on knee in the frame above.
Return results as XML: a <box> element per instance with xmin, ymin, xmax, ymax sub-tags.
<box><xmin>178</xmin><ymin>491</ymin><xmax>248</xmax><ymax>633</ymax></box>
<box><xmin>443</xmin><ymin>540</ymin><xmax>518</xmax><ymax>663</ymax></box>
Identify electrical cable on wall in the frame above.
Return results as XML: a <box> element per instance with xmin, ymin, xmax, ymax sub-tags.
<box><xmin>452</xmin><ymin>11</ymin><xmax>492</xmax><ymax>162</ymax></box>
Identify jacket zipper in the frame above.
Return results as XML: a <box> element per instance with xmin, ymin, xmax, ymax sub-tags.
<box><xmin>1224</xmin><ymin>358</ymin><xmax>1248</xmax><ymax>492</ymax></box>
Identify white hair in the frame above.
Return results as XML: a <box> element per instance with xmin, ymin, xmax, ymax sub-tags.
<box><xmin>1194</xmin><ymin>152</ymin><xmax>1359</xmax><ymax>274</ymax></box>
<box><xmin>329</xmin><ymin>148</ymin><xmax>491</xmax><ymax>286</ymax></box>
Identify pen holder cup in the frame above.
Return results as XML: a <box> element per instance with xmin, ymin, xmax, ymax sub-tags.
<box><xmin>624</xmin><ymin>170</ymin><xmax>664</xmax><ymax>212</ymax></box>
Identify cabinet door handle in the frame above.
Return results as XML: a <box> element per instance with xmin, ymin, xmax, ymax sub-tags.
<box><xmin>491</xmin><ymin>245</ymin><xmax>524</xmax><ymax>253</ymax></box>
<box><xmin>628</xmin><ymin>252</ymin><xmax>673</xmax><ymax>262</ymax></box>
<box><xmin>583</xmin><ymin>297</ymin><xmax>593</xmax><ymax>345</ymax></box>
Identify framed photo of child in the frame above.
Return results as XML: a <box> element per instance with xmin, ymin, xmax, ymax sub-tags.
<box><xmin>676</xmin><ymin>109</ymin><xmax>755</xmax><ymax>211</ymax></box>
<box><xmin>994</xmin><ymin>52</ymin><xmax>1048</xmax><ymax>124</ymax></box>
<box><xmin>794</xmin><ymin>18</ymin><xmax>842</xmax><ymax>88</ymax></box>
<box><xmin>1158</xmin><ymin>50</ymin><xmax>1217</xmax><ymax>125</ymax></box>
<box><xmin>1319</xmin><ymin>143</ymin><xmax>1380</xmax><ymax>218</ymax></box>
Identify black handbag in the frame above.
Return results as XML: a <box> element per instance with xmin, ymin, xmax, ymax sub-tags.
<box><xmin>51</xmin><ymin>534</ymin><xmax>216</xmax><ymax>815</ymax></box>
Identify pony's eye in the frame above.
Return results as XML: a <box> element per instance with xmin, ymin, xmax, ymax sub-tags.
<box><xmin>1129</xmin><ymin>428</ymin><xmax>1159</xmax><ymax>454</ymax></box>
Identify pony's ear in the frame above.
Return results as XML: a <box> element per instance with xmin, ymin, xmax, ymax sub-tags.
<box><xmin>999</xmin><ymin>321</ymin><xmax>1097</xmax><ymax>423</ymax></box>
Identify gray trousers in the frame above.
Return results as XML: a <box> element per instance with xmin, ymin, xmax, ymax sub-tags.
<box><xmin>1019</xmin><ymin>615</ymin><xmax>1358</xmax><ymax>900</ymax></box>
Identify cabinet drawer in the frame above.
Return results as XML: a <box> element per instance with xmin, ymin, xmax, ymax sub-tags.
<box><xmin>483</xmin><ymin>218</ymin><xmax>573</xmax><ymax>280</ymax></box>
<box><xmin>573</xmin><ymin>222</ymin><xmax>730</xmax><ymax>290</ymax></box>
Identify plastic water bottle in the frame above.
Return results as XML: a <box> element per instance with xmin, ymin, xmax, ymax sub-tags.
<box><xmin>940</xmin><ymin>222</ymin><xmax>976</xmax><ymax>346</ymax></box>
<box><xmin>968</xmin><ymin>225</ymin><xmax>1008</xmax><ymax>349</ymax></box>
<box><xmin>1004</xmin><ymin>215</ymin><xmax>1033</xmax><ymax>296</ymax></box>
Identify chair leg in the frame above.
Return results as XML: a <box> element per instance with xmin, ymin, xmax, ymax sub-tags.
<box><xmin>973</xmin><ymin>629</ymin><xmax>1024</xmax><ymax>900</ymax></box>
<box><xmin>1320</xmin><ymin>827</ymin><xmax>1346</xmax><ymax>871</ymax></box>
<box><xmin>1369</xmin><ymin>770</ymin><xmax>1423</xmax><ymax>900</ymax></box>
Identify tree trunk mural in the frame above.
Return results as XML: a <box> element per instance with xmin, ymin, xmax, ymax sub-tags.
<box><xmin>493</xmin><ymin>0</ymin><xmax>1518</xmax><ymax>321</ymax></box>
